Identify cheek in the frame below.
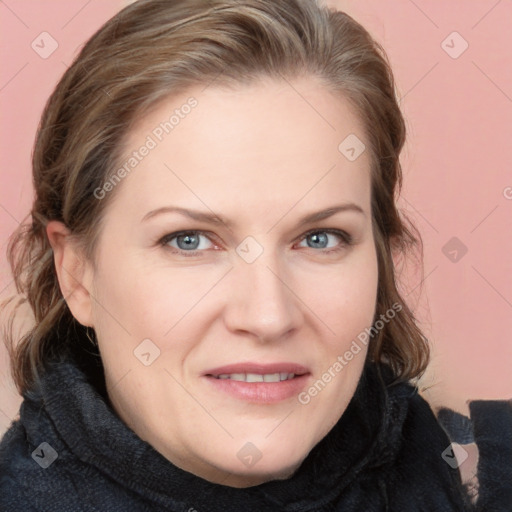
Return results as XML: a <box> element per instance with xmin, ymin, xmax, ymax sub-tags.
<box><xmin>89</xmin><ymin>254</ymin><xmax>157</xmax><ymax>342</ymax></box>
<box><xmin>92</xmin><ymin>255</ymin><xmax>212</xmax><ymax>340</ymax></box>
<box><xmin>299</xmin><ymin>246</ymin><xmax>379</xmax><ymax>342</ymax></box>
<box><xmin>91</xmin><ymin>239</ymin><xmax>378</xmax><ymax>349</ymax></box>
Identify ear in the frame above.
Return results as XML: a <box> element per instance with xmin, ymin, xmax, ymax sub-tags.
<box><xmin>46</xmin><ymin>220</ymin><xmax>95</xmax><ymax>328</ymax></box>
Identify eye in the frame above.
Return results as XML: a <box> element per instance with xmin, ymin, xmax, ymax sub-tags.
<box><xmin>159</xmin><ymin>230</ymin><xmax>216</xmax><ymax>256</ymax></box>
<box><xmin>158</xmin><ymin>228</ymin><xmax>352</xmax><ymax>257</ymax></box>
<box><xmin>296</xmin><ymin>229</ymin><xmax>352</xmax><ymax>254</ymax></box>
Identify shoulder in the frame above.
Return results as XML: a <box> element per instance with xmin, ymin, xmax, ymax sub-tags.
<box><xmin>0</xmin><ymin>400</ymin><xmax>157</xmax><ymax>512</ymax></box>
<box><xmin>0</xmin><ymin>419</ymin><xmax>37</xmax><ymax>511</ymax></box>
<box><xmin>0</xmin><ymin>417</ymin><xmax>85</xmax><ymax>511</ymax></box>
<box><xmin>383</xmin><ymin>381</ymin><xmax>472</xmax><ymax>511</ymax></box>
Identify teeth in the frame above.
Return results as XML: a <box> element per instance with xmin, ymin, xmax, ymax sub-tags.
<box><xmin>246</xmin><ymin>373</ymin><xmax>264</xmax><ymax>382</ymax></box>
<box><xmin>214</xmin><ymin>372</ymin><xmax>296</xmax><ymax>382</ymax></box>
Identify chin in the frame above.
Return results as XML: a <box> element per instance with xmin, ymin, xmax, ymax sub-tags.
<box><xmin>219</xmin><ymin>458</ymin><xmax>303</xmax><ymax>488</ymax></box>
<box><xmin>204</xmin><ymin>437</ymin><xmax>311</xmax><ymax>487</ymax></box>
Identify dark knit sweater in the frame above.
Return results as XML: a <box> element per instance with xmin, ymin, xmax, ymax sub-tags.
<box><xmin>0</xmin><ymin>341</ymin><xmax>472</xmax><ymax>511</ymax></box>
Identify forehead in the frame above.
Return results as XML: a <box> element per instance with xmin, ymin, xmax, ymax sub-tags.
<box><xmin>107</xmin><ymin>76</ymin><xmax>372</xmax><ymax>226</ymax></box>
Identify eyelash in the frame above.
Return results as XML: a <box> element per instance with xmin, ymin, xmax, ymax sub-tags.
<box><xmin>157</xmin><ymin>228</ymin><xmax>353</xmax><ymax>258</ymax></box>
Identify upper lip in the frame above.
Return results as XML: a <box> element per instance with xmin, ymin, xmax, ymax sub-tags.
<box><xmin>204</xmin><ymin>362</ymin><xmax>310</xmax><ymax>377</ymax></box>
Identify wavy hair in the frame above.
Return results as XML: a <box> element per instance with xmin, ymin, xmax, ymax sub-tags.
<box><xmin>2</xmin><ymin>0</ymin><xmax>429</xmax><ymax>395</ymax></box>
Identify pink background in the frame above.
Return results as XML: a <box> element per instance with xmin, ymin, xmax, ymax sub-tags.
<box><xmin>1</xmin><ymin>0</ymin><xmax>511</xmax><ymax>437</ymax></box>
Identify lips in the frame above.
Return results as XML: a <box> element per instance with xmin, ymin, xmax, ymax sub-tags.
<box><xmin>203</xmin><ymin>362</ymin><xmax>310</xmax><ymax>403</ymax></box>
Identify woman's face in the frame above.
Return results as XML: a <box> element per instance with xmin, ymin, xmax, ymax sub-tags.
<box><xmin>80</xmin><ymin>77</ymin><xmax>378</xmax><ymax>486</ymax></box>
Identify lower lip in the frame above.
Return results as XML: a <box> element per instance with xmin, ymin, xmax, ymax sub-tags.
<box><xmin>203</xmin><ymin>374</ymin><xmax>310</xmax><ymax>403</ymax></box>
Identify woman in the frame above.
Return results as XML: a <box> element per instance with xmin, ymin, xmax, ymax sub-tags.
<box><xmin>0</xmin><ymin>0</ymin><xmax>474</xmax><ymax>510</ymax></box>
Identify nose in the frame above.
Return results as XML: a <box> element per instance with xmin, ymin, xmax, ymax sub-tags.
<box><xmin>223</xmin><ymin>252</ymin><xmax>303</xmax><ymax>343</ymax></box>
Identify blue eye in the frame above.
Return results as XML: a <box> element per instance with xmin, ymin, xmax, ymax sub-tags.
<box><xmin>160</xmin><ymin>231</ymin><xmax>214</xmax><ymax>255</ymax></box>
<box><xmin>158</xmin><ymin>229</ymin><xmax>352</xmax><ymax>257</ymax></box>
<box><xmin>297</xmin><ymin>229</ymin><xmax>351</xmax><ymax>252</ymax></box>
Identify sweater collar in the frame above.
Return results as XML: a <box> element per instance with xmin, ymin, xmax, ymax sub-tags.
<box><xmin>24</xmin><ymin>344</ymin><xmax>412</xmax><ymax>511</ymax></box>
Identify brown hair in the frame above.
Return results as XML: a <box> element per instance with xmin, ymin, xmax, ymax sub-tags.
<box><xmin>2</xmin><ymin>0</ymin><xmax>428</xmax><ymax>395</ymax></box>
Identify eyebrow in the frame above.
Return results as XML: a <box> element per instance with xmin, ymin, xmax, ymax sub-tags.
<box><xmin>141</xmin><ymin>203</ymin><xmax>365</xmax><ymax>229</ymax></box>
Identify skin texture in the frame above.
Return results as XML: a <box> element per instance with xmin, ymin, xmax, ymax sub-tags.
<box><xmin>47</xmin><ymin>76</ymin><xmax>379</xmax><ymax>487</ymax></box>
